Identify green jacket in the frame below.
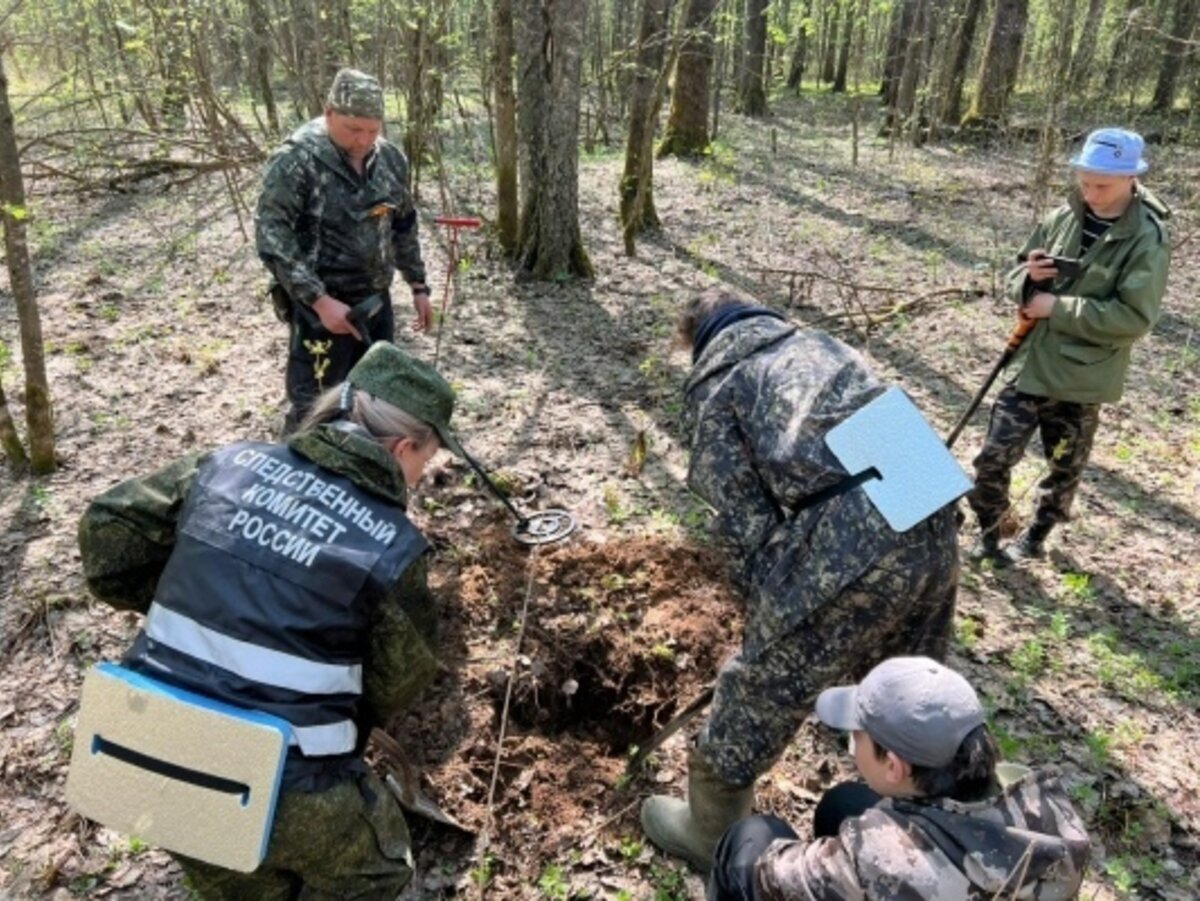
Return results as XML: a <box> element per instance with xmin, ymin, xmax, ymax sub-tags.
<box><xmin>255</xmin><ymin>117</ymin><xmax>426</xmax><ymax>306</ymax></box>
<box><xmin>1006</xmin><ymin>187</ymin><xmax>1170</xmax><ymax>404</ymax></box>
<box><xmin>77</xmin><ymin>424</ymin><xmax>438</xmax><ymax>730</ymax></box>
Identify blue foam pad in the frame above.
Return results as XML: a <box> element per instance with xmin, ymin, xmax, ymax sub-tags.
<box><xmin>825</xmin><ymin>387</ymin><xmax>972</xmax><ymax>532</ymax></box>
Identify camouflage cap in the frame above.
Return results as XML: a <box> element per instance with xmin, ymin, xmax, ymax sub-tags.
<box><xmin>326</xmin><ymin>68</ymin><xmax>385</xmax><ymax>120</ymax></box>
<box><xmin>347</xmin><ymin>343</ymin><xmax>463</xmax><ymax>457</ymax></box>
<box><xmin>816</xmin><ymin>656</ymin><xmax>985</xmax><ymax>768</ymax></box>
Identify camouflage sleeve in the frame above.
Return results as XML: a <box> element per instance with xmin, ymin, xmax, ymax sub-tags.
<box><xmin>1048</xmin><ymin>230</ymin><xmax>1168</xmax><ymax>347</ymax></box>
<box><xmin>756</xmin><ymin>835</ymin><xmax>867</xmax><ymax>900</ymax></box>
<box><xmin>386</xmin><ymin>148</ymin><xmax>426</xmax><ymax>285</ymax></box>
<box><xmin>77</xmin><ymin>453</ymin><xmax>205</xmax><ymax>613</ymax></box>
<box><xmin>361</xmin><ymin>554</ymin><xmax>438</xmax><ymax>728</ymax></box>
<box><xmin>255</xmin><ymin>147</ymin><xmax>326</xmax><ymax>306</ymax></box>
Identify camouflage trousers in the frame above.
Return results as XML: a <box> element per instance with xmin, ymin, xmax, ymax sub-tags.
<box><xmin>966</xmin><ymin>384</ymin><xmax>1102</xmax><ymax>534</ymax></box>
<box><xmin>177</xmin><ymin>770</ymin><xmax>413</xmax><ymax>900</ymax></box>
<box><xmin>284</xmin><ymin>293</ymin><xmax>395</xmax><ymax>434</ymax></box>
<box><xmin>697</xmin><ymin>511</ymin><xmax>959</xmax><ymax>787</ymax></box>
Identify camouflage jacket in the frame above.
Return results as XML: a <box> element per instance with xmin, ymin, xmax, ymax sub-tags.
<box><xmin>756</xmin><ymin>768</ymin><xmax>1090</xmax><ymax>900</ymax></box>
<box><xmin>77</xmin><ymin>424</ymin><xmax>438</xmax><ymax>731</ymax></box>
<box><xmin>684</xmin><ymin>318</ymin><xmax>954</xmax><ymax>655</ymax></box>
<box><xmin>1007</xmin><ymin>187</ymin><xmax>1170</xmax><ymax>404</ymax></box>
<box><xmin>256</xmin><ymin>117</ymin><xmax>426</xmax><ymax>306</ymax></box>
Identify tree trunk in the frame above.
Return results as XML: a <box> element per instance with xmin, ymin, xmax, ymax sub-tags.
<box><xmin>822</xmin><ymin>2</ymin><xmax>840</xmax><ymax>83</ymax></box>
<box><xmin>1151</xmin><ymin>0</ymin><xmax>1200</xmax><ymax>112</ymax></box>
<box><xmin>935</xmin><ymin>0</ymin><xmax>986</xmax><ymax>125</ymax></box>
<box><xmin>833</xmin><ymin>0</ymin><xmax>860</xmax><ymax>91</ymax></box>
<box><xmin>1065</xmin><ymin>0</ymin><xmax>1107</xmax><ymax>88</ymax></box>
<box><xmin>737</xmin><ymin>0</ymin><xmax>769</xmax><ymax>114</ymax></box>
<box><xmin>492</xmin><ymin>0</ymin><xmax>519</xmax><ymax>254</ymax></box>
<box><xmin>963</xmin><ymin>0</ymin><xmax>1029</xmax><ymax>127</ymax></box>
<box><xmin>892</xmin><ymin>0</ymin><xmax>929</xmax><ymax>130</ymax></box>
<box><xmin>786</xmin><ymin>0</ymin><xmax>814</xmax><ymax>90</ymax></box>
<box><xmin>880</xmin><ymin>0</ymin><xmax>918</xmax><ymax>104</ymax></box>
<box><xmin>247</xmin><ymin>0</ymin><xmax>280</xmax><ymax>135</ymax></box>
<box><xmin>621</xmin><ymin>0</ymin><xmax>674</xmax><ymax>253</ymax></box>
<box><xmin>0</xmin><ymin>55</ymin><xmax>55</xmax><ymax>474</ymax></box>
<box><xmin>660</xmin><ymin>0</ymin><xmax>720</xmax><ymax>155</ymax></box>
<box><xmin>1103</xmin><ymin>0</ymin><xmax>1143</xmax><ymax>93</ymax></box>
<box><xmin>1032</xmin><ymin>0</ymin><xmax>1078</xmax><ymax>219</ymax></box>
<box><xmin>515</xmin><ymin>0</ymin><xmax>593</xmax><ymax>279</ymax></box>
<box><xmin>0</xmin><ymin>372</ymin><xmax>27</xmax><ymax>470</ymax></box>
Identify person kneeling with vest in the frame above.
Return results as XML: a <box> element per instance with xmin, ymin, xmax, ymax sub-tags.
<box><xmin>73</xmin><ymin>343</ymin><xmax>462</xmax><ymax>898</ymax></box>
<box><xmin>708</xmin><ymin>657</ymin><xmax>1090</xmax><ymax>900</ymax></box>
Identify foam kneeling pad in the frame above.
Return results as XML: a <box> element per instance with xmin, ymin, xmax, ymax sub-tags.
<box><xmin>66</xmin><ymin>662</ymin><xmax>290</xmax><ymax>872</ymax></box>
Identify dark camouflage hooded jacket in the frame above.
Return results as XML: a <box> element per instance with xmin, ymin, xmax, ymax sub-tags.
<box><xmin>756</xmin><ymin>768</ymin><xmax>1090</xmax><ymax>899</ymax></box>
<box><xmin>683</xmin><ymin>318</ymin><xmax>957</xmax><ymax>658</ymax></box>
<box><xmin>256</xmin><ymin>117</ymin><xmax>426</xmax><ymax>306</ymax></box>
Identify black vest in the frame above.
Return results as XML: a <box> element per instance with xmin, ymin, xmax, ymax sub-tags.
<box><xmin>125</xmin><ymin>441</ymin><xmax>427</xmax><ymax>764</ymax></box>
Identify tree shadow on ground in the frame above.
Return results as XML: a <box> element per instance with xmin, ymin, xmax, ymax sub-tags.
<box><xmin>1086</xmin><ymin>462</ymin><xmax>1200</xmax><ymax>537</ymax></box>
<box><xmin>0</xmin><ymin>480</ymin><xmax>55</xmax><ymax>652</ymax></box>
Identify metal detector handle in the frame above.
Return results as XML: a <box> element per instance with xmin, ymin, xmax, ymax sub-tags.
<box><xmin>347</xmin><ymin>294</ymin><xmax>386</xmax><ymax>345</ymax></box>
<box><xmin>945</xmin><ymin>313</ymin><xmax>1038</xmax><ymax>449</ymax></box>
<box><xmin>433</xmin><ymin>216</ymin><xmax>483</xmax><ymax>229</ymax></box>
<box><xmin>459</xmin><ymin>447</ymin><xmax>528</xmax><ymax>526</ymax></box>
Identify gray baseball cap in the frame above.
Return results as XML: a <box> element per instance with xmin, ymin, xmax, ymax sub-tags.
<box><xmin>815</xmin><ymin>657</ymin><xmax>985</xmax><ymax>768</ymax></box>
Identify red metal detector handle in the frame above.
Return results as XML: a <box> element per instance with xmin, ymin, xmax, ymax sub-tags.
<box><xmin>434</xmin><ymin>216</ymin><xmax>483</xmax><ymax>229</ymax></box>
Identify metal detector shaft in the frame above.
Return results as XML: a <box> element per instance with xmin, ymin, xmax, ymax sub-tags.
<box><xmin>945</xmin><ymin>315</ymin><xmax>1037</xmax><ymax>449</ymax></box>
<box><xmin>460</xmin><ymin>447</ymin><xmax>528</xmax><ymax>526</ymax></box>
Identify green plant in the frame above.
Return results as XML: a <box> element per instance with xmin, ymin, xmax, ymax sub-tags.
<box><xmin>1085</xmin><ymin>729</ymin><xmax>1112</xmax><ymax>768</ymax></box>
<box><xmin>1060</xmin><ymin>571</ymin><xmax>1096</xmax><ymax>603</ymax></box>
<box><xmin>1047</xmin><ymin>611</ymin><xmax>1070</xmax><ymax>641</ymax></box>
<box><xmin>536</xmin><ymin>862</ymin><xmax>569</xmax><ymax>899</ymax></box>
<box><xmin>469</xmin><ymin>853</ymin><xmax>495</xmax><ymax>888</ymax></box>
<box><xmin>956</xmin><ymin>617</ymin><xmax>982</xmax><ymax>650</ymax></box>
<box><xmin>1010</xmin><ymin>639</ymin><xmax>1047</xmax><ymax>683</ymax></box>
<box><xmin>616</xmin><ymin>835</ymin><xmax>643</xmax><ymax>861</ymax></box>
<box><xmin>603</xmin><ymin>485</ymin><xmax>631</xmax><ymax>524</ymax></box>
<box><xmin>650</xmin><ymin>861</ymin><xmax>688</xmax><ymax>900</ymax></box>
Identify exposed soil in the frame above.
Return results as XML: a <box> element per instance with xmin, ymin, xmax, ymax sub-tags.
<box><xmin>2</xmin><ymin>93</ymin><xmax>1198</xmax><ymax>899</ymax></box>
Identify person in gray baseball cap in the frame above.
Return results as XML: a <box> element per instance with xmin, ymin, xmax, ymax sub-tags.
<box><xmin>707</xmin><ymin>657</ymin><xmax>1090</xmax><ymax>900</ymax></box>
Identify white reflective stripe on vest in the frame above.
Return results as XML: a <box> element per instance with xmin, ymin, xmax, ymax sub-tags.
<box><xmin>289</xmin><ymin>719</ymin><xmax>357</xmax><ymax>756</ymax></box>
<box><xmin>144</xmin><ymin>604</ymin><xmax>363</xmax><ymax>695</ymax></box>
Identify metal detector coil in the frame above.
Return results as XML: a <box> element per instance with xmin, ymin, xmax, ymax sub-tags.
<box><xmin>514</xmin><ymin>509</ymin><xmax>576</xmax><ymax>545</ymax></box>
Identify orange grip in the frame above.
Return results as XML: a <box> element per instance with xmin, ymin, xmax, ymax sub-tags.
<box><xmin>1007</xmin><ymin>314</ymin><xmax>1037</xmax><ymax>350</ymax></box>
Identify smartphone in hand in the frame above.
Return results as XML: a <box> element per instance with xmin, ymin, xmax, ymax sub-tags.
<box><xmin>1049</xmin><ymin>256</ymin><xmax>1083</xmax><ymax>278</ymax></box>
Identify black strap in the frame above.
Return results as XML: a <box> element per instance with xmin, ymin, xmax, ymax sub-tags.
<box><xmin>94</xmin><ymin>735</ymin><xmax>251</xmax><ymax>802</ymax></box>
<box><xmin>793</xmin><ymin>467</ymin><xmax>881</xmax><ymax>513</ymax></box>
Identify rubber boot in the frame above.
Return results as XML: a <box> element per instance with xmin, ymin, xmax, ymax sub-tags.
<box><xmin>1006</xmin><ymin>520</ymin><xmax>1054</xmax><ymax>562</ymax></box>
<box><xmin>641</xmin><ymin>749</ymin><xmax>754</xmax><ymax>872</ymax></box>
<box><xmin>968</xmin><ymin>517</ymin><xmax>1008</xmax><ymax>566</ymax></box>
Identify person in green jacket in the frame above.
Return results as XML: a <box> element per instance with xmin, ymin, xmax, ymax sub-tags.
<box><xmin>968</xmin><ymin>128</ymin><xmax>1171</xmax><ymax>563</ymax></box>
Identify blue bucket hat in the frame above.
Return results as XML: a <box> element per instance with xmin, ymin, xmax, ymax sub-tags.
<box><xmin>1069</xmin><ymin>128</ymin><xmax>1148</xmax><ymax>176</ymax></box>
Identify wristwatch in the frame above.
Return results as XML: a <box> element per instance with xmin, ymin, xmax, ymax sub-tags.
<box><xmin>411</xmin><ymin>283</ymin><xmax>431</xmax><ymax>297</ymax></box>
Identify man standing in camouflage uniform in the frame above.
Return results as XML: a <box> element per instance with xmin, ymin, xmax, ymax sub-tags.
<box><xmin>641</xmin><ymin>292</ymin><xmax>959</xmax><ymax>872</ymax></box>
<box><xmin>968</xmin><ymin>128</ymin><xmax>1170</xmax><ymax>563</ymax></box>
<box><xmin>257</xmin><ymin>68</ymin><xmax>432</xmax><ymax>433</ymax></box>
<box><xmin>709</xmin><ymin>657</ymin><xmax>1090</xmax><ymax>899</ymax></box>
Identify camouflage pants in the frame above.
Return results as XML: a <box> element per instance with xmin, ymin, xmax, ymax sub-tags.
<box><xmin>177</xmin><ymin>770</ymin><xmax>413</xmax><ymax>900</ymax></box>
<box><xmin>284</xmin><ymin>293</ymin><xmax>395</xmax><ymax>434</ymax></box>
<box><xmin>697</xmin><ymin>512</ymin><xmax>959</xmax><ymax>787</ymax></box>
<box><xmin>966</xmin><ymin>384</ymin><xmax>1102</xmax><ymax>533</ymax></box>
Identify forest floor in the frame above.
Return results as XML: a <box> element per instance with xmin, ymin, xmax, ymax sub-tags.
<box><xmin>2</xmin><ymin>92</ymin><xmax>1199</xmax><ymax>900</ymax></box>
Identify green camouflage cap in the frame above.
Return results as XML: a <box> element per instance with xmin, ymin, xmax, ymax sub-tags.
<box><xmin>326</xmin><ymin>68</ymin><xmax>385</xmax><ymax>120</ymax></box>
<box><xmin>348</xmin><ymin>344</ymin><xmax>463</xmax><ymax>457</ymax></box>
